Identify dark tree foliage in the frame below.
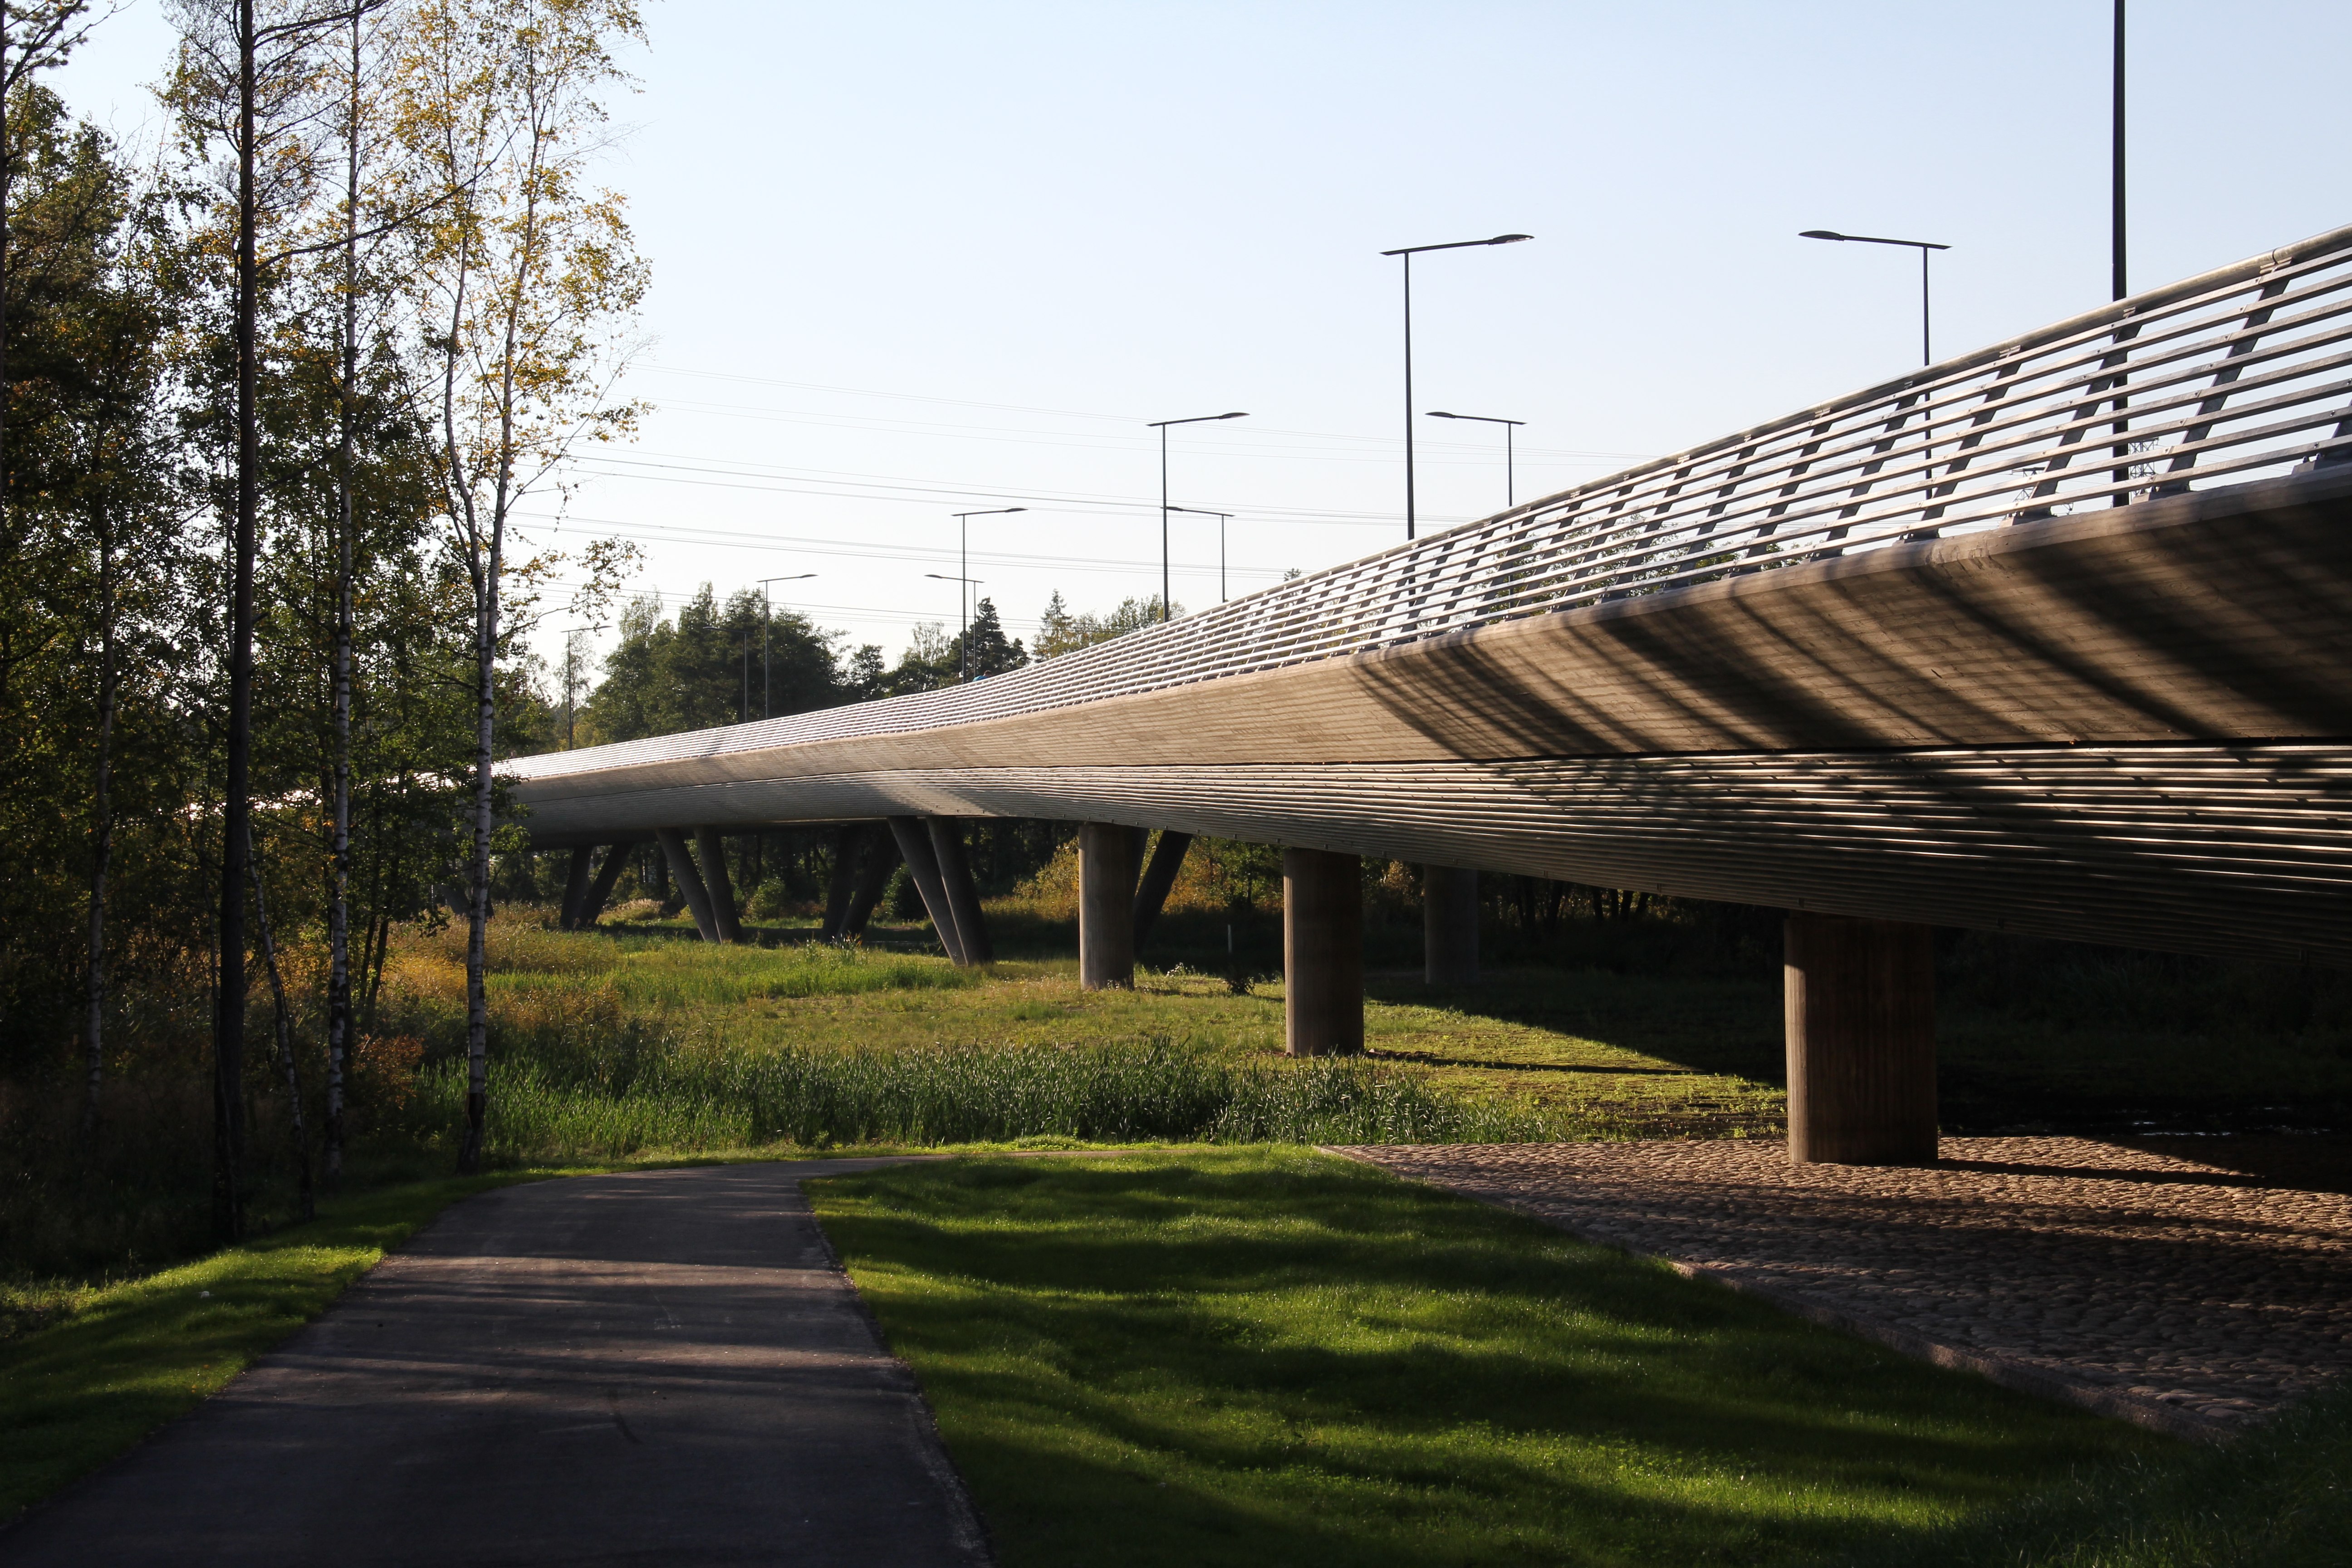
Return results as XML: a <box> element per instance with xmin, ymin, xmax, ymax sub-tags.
<box><xmin>580</xmin><ymin>584</ymin><xmax>846</xmax><ymax>745</ymax></box>
<box><xmin>0</xmin><ymin>55</ymin><xmax>506</xmax><ymax>1271</ymax></box>
<box><xmin>958</xmin><ymin>597</ymin><xmax>1025</xmax><ymax>680</ymax></box>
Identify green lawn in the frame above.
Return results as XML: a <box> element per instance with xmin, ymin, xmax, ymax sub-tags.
<box><xmin>808</xmin><ymin>1147</ymin><xmax>2161</xmax><ymax>1568</ymax></box>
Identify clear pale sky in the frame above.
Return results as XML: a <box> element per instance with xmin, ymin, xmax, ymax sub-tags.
<box><xmin>49</xmin><ymin>1</ymin><xmax>2352</xmax><ymax>689</ymax></box>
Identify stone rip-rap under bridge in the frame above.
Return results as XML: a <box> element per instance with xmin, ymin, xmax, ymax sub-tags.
<box><xmin>508</xmin><ymin>222</ymin><xmax>2352</xmax><ymax>1166</ymax></box>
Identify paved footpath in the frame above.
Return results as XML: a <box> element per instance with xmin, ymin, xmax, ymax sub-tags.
<box><xmin>1337</xmin><ymin>1137</ymin><xmax>2352</xmax><ymax>1439</ymax></box>
<box><xmin>0</xmin><ymin>1161</ymin><xmax>990</xmax><ymax>1568</ymax></box>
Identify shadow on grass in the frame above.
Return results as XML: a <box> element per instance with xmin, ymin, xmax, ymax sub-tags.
<box><xmin>0</xmin><ymin>1170</ymin><xmax>569</xmax><ymax>1524</ymax></box>
<box><xmin>1367</xmin><ymin>966</ymin><xmax>1787</xmax><ymax>1081</ymax></box>
<box><xmin>812</xmin><ymin>1148</ymin><xmax>2156</xmax><ymax>1568</ymax></box>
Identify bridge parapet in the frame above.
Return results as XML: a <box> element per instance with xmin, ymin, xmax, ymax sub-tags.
<box><xmin>513</xmin><ymin>222</ymin><xmax>2352</xmax><ymax>781</ymax></box>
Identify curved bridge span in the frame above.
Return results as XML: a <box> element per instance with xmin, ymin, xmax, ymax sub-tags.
<box><xmin>516</xmin><ymin>224</ymin><xmax>2352</xmax><ymax>970</ymax></box>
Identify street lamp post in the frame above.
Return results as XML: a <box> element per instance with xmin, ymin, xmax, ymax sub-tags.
<box><xmin>924</xmin><ymin>572</ymin><xmax>986</xmax><ymax>679</ymax></box>
<box><xmin>1379</xmin><ymin>234</ymin><xmax>1531</xmax><ymax>540</ymax></box>
<box><xmin>2113</xmin><ymin>0</ymin><xmax>2127</xmax><ymax>301</ymax></box>
<box><xmin>947</xmin><ymin>507</ymin><xmax>1024</xmax><ymax>679</ymax></box>
<box><xmin>755</xmin><ymin>573</ymin><xmax>816</xmax><ymax>720</ymax></box>
<box><xmin>1426</xmin><ymin>411</ymin><xmax>1526</xmax><ymax>510</ymax></box>
<box><xmin>1799</xmin><ymin>229</ymin><xmax>1952</xmax><ymax>366</ymax></box>
<box><xmin>1168</xmin><ymin>505</ymin><xmax>1234</xmax><ymax>602</ymax></box>
<box><xmin>1145</xmin><ymin>413</ymin><xmax>1245</xmax><ymax>622</ymax></box>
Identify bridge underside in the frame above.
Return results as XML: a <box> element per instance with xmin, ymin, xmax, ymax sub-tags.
<box><xmin>515</xmin><ymin>468</ymin><xmax>2352</xmax><ymax>967</ymax></box>
<box><xmin>518</xmin><ymin>746</ymin><xmax>2352</xmax><ymax>967</ymax></box>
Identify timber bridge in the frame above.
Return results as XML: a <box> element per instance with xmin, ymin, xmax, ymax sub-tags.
<box><xmin>510</xmin><ymin>222</ymin><xmax>2352</xmax><ymax>1165</ymax></box>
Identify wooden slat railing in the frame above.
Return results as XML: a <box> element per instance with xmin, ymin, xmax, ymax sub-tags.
<box><xmin>513</xmin><ymin>220</ymin><xmax>2352</xmax><ymax>779</ymax></box>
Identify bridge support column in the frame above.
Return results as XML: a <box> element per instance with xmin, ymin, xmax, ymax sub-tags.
<box><xmin>1078</xmin><ymin>823</ymin><xmax>1137</xmax><ymax>990</ymax></box>
<box><xmin>560</xmin><ymin>848</ymin><xmax>594</xmax><ymax>931</ymax></box>
<box><xmin>820</xmin><ymin>826</ymin><xmax>860</xmax><ymax>939</ymax></box>
<box><xmin>1132</xmin><ymin>831</ymin><xmax>1193</xmax><ymax>956</ymax></box>
<box><xmin>653</xmin><ymin>828</ymin><xmax>720</xmax><ymax>942</ymax></box>
<box><xmin>887</xmin><ymin>817</ymin><xmax>968</xmax><ymax>963</ymax></box>
<box><xmin>577</xmin><ymin>845</ymin><xmax>629</xmax><ymax>930</ymax></box>
<box><xmin>1422</xmin><ymin>865</ymin><xmax>1479</xmax><ymax>986</ymax></box>
<box><xmin>843</xmin><ymin>825</ymin><xmax>899</xmax><ymax>940</ymax></box>
<box><xmin>928</xmin><ymin>819</ymin><xmax>993</xmax><ymax>965</ymax></box>
<box><xmin>1784</xmin><ymin>913</ymin><xmax>1938</xmax><ymax>1165</ymax></box>
<box><xmin>693</xmin><ymin>828</ymin><xmax>744</xmax><ymax>943</ymax></box>
<box><xmin>1283</xmin><ymin>848</ymin><xmax>1362</xmax><ymax>1056</ymax></box>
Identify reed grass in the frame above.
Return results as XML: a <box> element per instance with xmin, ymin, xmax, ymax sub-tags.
<box><xmin>407</xmin><ymin>1036</ymin><xmax>1565</xmax><ymax>1161</ymax></box>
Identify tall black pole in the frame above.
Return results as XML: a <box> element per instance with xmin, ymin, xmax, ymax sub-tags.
<box><xmin>960</xmin><ymin>513</ymin><xmax>969</xmax><ymax>678</ymax></box>
<box><xmin>1504</xmin><ymin>423</ymin><xmax>1514</xmax><ymax>508</ymax></box>
<box><xmin>2112</xmin><ymin>0</ymin><xmax>2127</xmax><ymax>301</ymax></box>
<box><xmin>762</xmin><ymin>589</ymin><xmax>770</xmax><ymax>720</ymax></box>
<box><xmin>1159</xmin><ymin>423</ymin><xmax>1170</xmax><ymax>622</ymax></box>
<box><xmin>1921</xmin><ymin>245</ymin><xmax>1932</xmax><ymax>366</ymax></box>
<box><xmin>1401</xmin><ymin>252</ymin><xmax>1416</xmax><ymax>541</ymax></box>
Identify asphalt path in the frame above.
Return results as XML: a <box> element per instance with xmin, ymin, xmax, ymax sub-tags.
<box><xmin>0</xmin><ymin>1161</ymin><xmax>991</xmax><ymax>1567</ymax></box>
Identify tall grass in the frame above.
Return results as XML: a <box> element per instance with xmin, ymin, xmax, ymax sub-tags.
<box><xmin>377</xmin><ymin>928</ymin><xmax>1560</xmax><ymax>1159</ymax></box>
<box><xmin>411</xmin><ymin>1034</ymin><xmax>1563</xmax><ymax>1160</ymax></box>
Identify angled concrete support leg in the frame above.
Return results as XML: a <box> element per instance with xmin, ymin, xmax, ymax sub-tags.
<box><xmin>843</xmin><ymin>826</ymin><xmax>900</xmax><ymax>940</ymax></box>
<box><xmin>927</xmin><ymin>818</ymin><xmax>993</xmax><ymax>965</ymax></box>
<box><xmin>820</xmin><ymin>826</ymin><xmax>861</xmax><ymax>939</ymax></box>
<box><xmin>1283</xmin><ymin>847</ymin><xmax>1363</xmax><ymax>1056</ymax></box>
<box><xmin>1422</xmin><ymin>865</ymin><xmax>1480</xmax><ymax>986</ymax></box>
<box><xmin>693</xmin><ymin>827</ymin><xmax>744</xmax><ymax>944</ymax></box>
<box><xmin>887</xmin><ymin>817</ymin><xmax>967</xmax><ymax>963</ymax></box>
<box><xmin>654</xmin><ymin>827</ymin><xmax>720</xmax><ymax>942</ymax></box>
<box><xmin>1132</xmin><ymin>831</ymin><xmax>1193</xmax><ymax>955</ymax></box>
<box><xmin>577</xmin><ymin>845</ymin><xmax>629</xmax><ymax>930</ymax></box>
<box><xmin>1784</xmin><ymin>913</ymin><xmax>1938</xmax><ymax>1165</ymax></box>
<box><xmin>1079</xmin><ymin>823</ymin><xmax>1137</xmax><ymax>990</ymax></box>
<box><xmin>561</xmin><ymin>848</ymin><xmax>594</xmax><ymax>931</ymax></box>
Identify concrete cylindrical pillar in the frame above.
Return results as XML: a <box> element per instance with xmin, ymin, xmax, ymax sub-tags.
<box><xmin>927</xmin><ymin>818</ymin><xmax>993</xmax><ymax>965</ymax></box>
<box><xmin>1132</xmin><ymin>830</ymin><xmax>1194</xmax><ymax>954</ymax></box>
<box><xmin>578</xmin><ymin>844</ymin><xmax>629</xmax><ymax>930</ymax></box>
<box><xmin>1784</xmin><ymin>912</ymin><xmax>1938</xmax><ymax>1165</ymax></box>
<box><xmin>843</xmin><ymin>827</ymin><xmax>900</xmax><ymax>939</ymax></box>
<box><xmin>886</xmin><ymin>816</ymin><xmax>965</xmax><ymax>963</ymax></box>
<box><xmin>1078</xmin><ymin>823</ymin><xmax>1137</xmax><ymax>990</ymax></box>
<box><xmin>820</xmin><ymin>825</ymin><xmax>861</xmax><ymax>939</ymax></box>
<box><xmin>1283</xmin><ymin>847</ymin><xmax>1363</xmax><ymax>1056</ymax></box>
<box><xmin>560</xmin><ymin>848</ymin><xmax>594</xmax><ymax>931</ymax></box>
<box><xmin>653</xmin><ymin>827</ymin><xmax>720</xmax><ymax>942</ymax></box>
<box><xmin>1422</xmin><ymin>865</ymin><xmax>1479</xmax><ymax>986</ymax></box>
<box><xmin>693</xmin><ymin>826</ymin><xmax>744</xmax><ymax>944</ymax></box>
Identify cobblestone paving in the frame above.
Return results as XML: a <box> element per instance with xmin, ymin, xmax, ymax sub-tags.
<box><xmin>1336</xmin><ymin>1137</ymin><xmax>2352</xmax><ymax>1433</ymax></box>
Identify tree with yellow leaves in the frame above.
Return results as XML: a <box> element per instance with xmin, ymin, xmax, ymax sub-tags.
<box><xmin>392</xmin><ymin>0</ymin><xmax>645</xmax><ymax>1171</ymax></box>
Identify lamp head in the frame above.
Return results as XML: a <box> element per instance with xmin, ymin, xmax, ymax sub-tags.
<box><xmin>1489</xmin><ymin>233</ymin><xmax>1533</xmax><ymax>245</ymax></box>
<box><xmin>1427</xmin><ymin>411</ymin><xmax>1459</xmax><ymax>419</ymax></box>
<box><xmin>1800</xmin><ymin>229</ymin><xmax>1847</xmax><ymax>241</ymax></box>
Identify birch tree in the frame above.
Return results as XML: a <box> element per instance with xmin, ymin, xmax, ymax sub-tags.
<box><xmin>393</xmin><ymin>0</ymin><xmax>643</xmax><ymax>1171</ymax></box>
<box><xmin>168</xmin><ymin>0</ymin><xmax>363</xmax><ymax>1237</ymax></box>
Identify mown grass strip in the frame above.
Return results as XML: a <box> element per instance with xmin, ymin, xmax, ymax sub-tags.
<box><xmin>809</xmin><ymin>1147</ymin><xmax>2160</xmax><ymax>1568</ymax></box>
<box><xmin>1842</xmin><ymin>1382</ymin><xmax>2352</xmax><ymax>1568</ymax></box>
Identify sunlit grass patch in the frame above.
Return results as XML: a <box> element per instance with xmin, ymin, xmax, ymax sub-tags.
<box><xmin>811</xmin><ymin>1148</ymin><xmax>2158</xmax><ymax>1568</ymax></box>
